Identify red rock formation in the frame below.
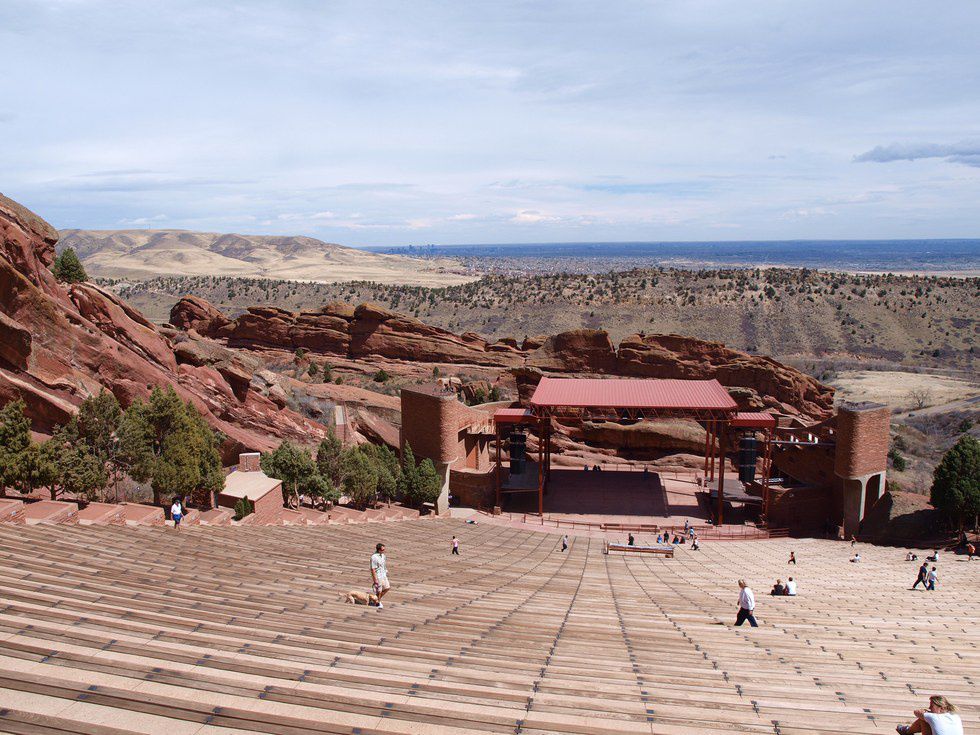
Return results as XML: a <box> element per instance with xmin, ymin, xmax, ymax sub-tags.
<box><xmin>0</xmin><ymin>193</ymin><xmax>327</xmax><ymax>459</ymax></box>
<box><xmin>168</xmin><ymin>294</ymin><xmax>231</xmax><ymax>335</ymax></box>
<box><xmin>172</xmin><ymin>294</ymin><xmax>834</xmax><ymax>420</ymax></box>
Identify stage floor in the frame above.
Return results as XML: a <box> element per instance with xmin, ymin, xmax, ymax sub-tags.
<box><xmin>502</xmin><ymin>468</ymin><xmax>712</xmax><ymax>525</ymax></box>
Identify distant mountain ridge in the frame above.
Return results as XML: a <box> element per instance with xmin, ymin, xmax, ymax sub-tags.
<box><xmin>57</xmin><ymin>229</ymin><xmax>474</xmax><ymax>286</ymax></box>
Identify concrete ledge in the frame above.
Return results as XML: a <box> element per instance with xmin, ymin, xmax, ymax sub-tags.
<box><xmin>21</xmin><ymin>500</ymin><xmax>78</xmax><ymax>525</ymax></box>
<box><xmin>0</xmin><ymin>498</ymin><xmax>25</xmax><ymax>522</ymax></box>
<box><xmin>119</xmin><ymin>503</ymin><xmax>166</xmax><ymax>526</ymax></box>
<box><xmin>198</xmin><ymin>507</ymin><xmax>235</xmax><ymax>526</ymax></box>
<box><xmin>77</xmin><ymin>503</ymin><xmax>127</xmax><ymax>526</ymax></box>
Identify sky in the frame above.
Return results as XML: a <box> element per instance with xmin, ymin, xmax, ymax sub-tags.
<box><xmin>2</xmin><ymin>1</ymin><xmax>979</xmax><ymax>247</ymax></box>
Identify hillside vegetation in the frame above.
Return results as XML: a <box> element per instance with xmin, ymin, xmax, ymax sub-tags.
<box><xmin>109</xmin><ymin>267</ymin><xmax>978</xmax><ymax>369</ymax></box>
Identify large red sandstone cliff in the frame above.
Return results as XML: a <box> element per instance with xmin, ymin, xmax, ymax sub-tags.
<box><xmin>173</xmin><ymin>299</ymin><xmax>834</xmax><ymax>418</ymax></box>
<box><xmin>0</xmin><ymin>194</ymin><xmax>327</xmax><ymax>459</ymax></box>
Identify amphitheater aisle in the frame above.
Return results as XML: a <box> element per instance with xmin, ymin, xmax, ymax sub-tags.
<box><xmin>0</xmin><ymin>520</ymin><xmax>976</xmax><ymax>735</ymax></box>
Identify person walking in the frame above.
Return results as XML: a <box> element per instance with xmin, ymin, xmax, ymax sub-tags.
<box><xmin>965</xmin><ymin>542</ymin><xmax>975</xmax><ymax>561</ymax></box>
<box><xmin>927</xmin><ymin>566</ymin><xmax>938</xmax><ymax>591</ymax></box>
<box><xmin>734</xmin><ymin>580</ymin><xmax>758</xmax><ymax>627</ymax></box>
<box><xmin>896</xmin><ymin>695</ymin><xmax>962</xmax><ymax>735</ymax></box>
<box><xmin>561</xmin><ymin>534</ymin><xmax>569</xmax><ymax>552</ymax></box>
<box><xmin>170</xmin><ymin>497</ymin><xmax>184</xmax><ymax>532</ymax></box>
<box><xmin>370</xmin><ymin>543</ymin><xmax>390</xmax><ymax>609</ymax></box>
<box><xmin>912</xmin><ymin>562</ymin><xmax>929</xmax><ymax>590</ymax></box>
<box><xmin>451</xmin><ymin>536</ymin><xmax>460</xmax><ymax>555</ymax></box>
<box><xmin>788</xmin><ymin>551</ymin><xmax>796</xmax><ymax>565</ymax></box>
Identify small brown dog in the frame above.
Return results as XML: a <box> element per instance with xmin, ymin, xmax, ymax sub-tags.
<box><xmin>344</xmin><ymin>590</ymin><xmax>380</xmax><ymax>606</ymax></box>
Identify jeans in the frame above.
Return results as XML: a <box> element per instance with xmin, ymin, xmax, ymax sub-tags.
<box><xmin>913</xmin><ymin>577</ymin><xmax>926</xmax><ymax>589</ymax></box>
<box><xmin>735</xmin><ymin>608</ymin><xmax>758</xmax><ymax>627</ymax></box>
<box><xmin>452</xmin><ymin>547</ymin><xmax>459</xmax><ymax>555</ymax></box>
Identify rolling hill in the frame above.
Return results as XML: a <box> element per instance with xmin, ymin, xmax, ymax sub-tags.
<box><xmin>57</xmin><ymin>229</ymin><xmax>476</xmax><ymax>286</ymax></box>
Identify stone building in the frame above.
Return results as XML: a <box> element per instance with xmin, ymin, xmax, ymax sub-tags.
<box><xmin>399</xmin><ymin>383</ymin><xmax>495</xmax><ymax>513</ymax></box>
<box><xmin>218</xmin><ymin>452</ymin><xmax>286</xmax><ymax>524</ymax></box>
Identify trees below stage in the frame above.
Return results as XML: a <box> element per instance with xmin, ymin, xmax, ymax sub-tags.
<box><xmin>260</xmin><ymin>434</ymin><xmax>442</xmax><ymax>511</ymax></box>
<box><xmin>0</xmin><ymin>387</ymin><xmax>223</xmax><ymax>507</ymax></box>
<box><xmin>931</xmin><ymin>435</ymin><xmax>980</xmax><ymax>532</ymax></box>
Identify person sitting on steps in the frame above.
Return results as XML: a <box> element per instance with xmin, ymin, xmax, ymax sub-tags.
<box><xmin>896</xmin><ymin>695</ymin><xmax>962</xmax><ymax>735</ymax></box>
<box><xmin>784</xmin><ymin>577</ymin><xmax>797</xmax><ymax>596</ymax></box>
<box><xmin>770</xmin><ymin>579</ymin><xmax>785</xmax><ymax>596</ymax></box>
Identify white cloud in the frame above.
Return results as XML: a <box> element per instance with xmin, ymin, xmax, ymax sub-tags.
<box><xmin>511</xmin><ymin>210</ymin><xmax>561</xmax><ymax>224</ymax></box>
<box><xmin>1</xmin><ymin>1</ymin><xmax>979</xmax><ymax>243</ymax></box>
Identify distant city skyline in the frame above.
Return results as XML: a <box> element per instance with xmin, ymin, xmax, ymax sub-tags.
<box><xmin>2</xmin><ymin>1</ymin><xmax>979</xmax><ymax>246</ymax></box>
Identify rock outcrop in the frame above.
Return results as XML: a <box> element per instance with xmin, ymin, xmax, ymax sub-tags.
<box><xmin>171</xmin><ymin>295</ymin><xmax>835</xmax><ymax>420</ymax></box>
<box><xmin>0</xmin><ymin>193</ymin><xmax>327</xmax><ymax>460</ymax></box>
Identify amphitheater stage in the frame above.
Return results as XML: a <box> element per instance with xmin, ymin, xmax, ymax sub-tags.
<box><xmin>500</xmin><ymin>467</ymin><xmax>714</xmax><ymax>526</ymax></box>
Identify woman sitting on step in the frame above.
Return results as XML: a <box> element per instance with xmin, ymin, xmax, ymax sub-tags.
<box><xmin>896</xmin><ymin>695</ymin><xmax>962</xmax><ymax>735</ymax></box>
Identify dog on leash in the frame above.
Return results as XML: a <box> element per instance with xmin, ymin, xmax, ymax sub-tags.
<box><xmin>344</xmin><ymin>590</ymin><xmax>380</xmax><ymax>606</ymax></box>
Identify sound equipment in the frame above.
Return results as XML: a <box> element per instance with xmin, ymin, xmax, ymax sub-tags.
<box><xmin>738</xmin><ymin>434</ymin><xmax>757</xmax><ymax>483</ymax></box>
<box><xmin>510</xmin><ymin>431</ymin><xmax>527</xmax><ymax>475</ymax></box>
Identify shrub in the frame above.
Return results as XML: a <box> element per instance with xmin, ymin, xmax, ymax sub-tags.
<box><xmin>888</xmin><ymin>447</ymin><xmax>907</xmax><ymax>472</ymax></box>
<box><xmin>234</xmin><ymin>496</ymin><xmax>254</xmax><ymax>520</ymax></box>
<box><xmin>373</xmin><ymin>369</ymin><xmax>391</xmax><ymax>383</ymax></box>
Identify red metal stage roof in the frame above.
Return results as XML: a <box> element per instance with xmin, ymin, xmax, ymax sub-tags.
<box><xmin>731</xmin><ymin>411</ymin><xmax>778</xmax><ymax>429</ymax></box>
<box><xmin>493</xmin><ymin>407</ymin><xmax>536</xmax><ymax>425</ymax></box>
<box><xmin>529</xmin><ymin>377</ymin><xmax>738</xmax><ymax>412</ymax></box>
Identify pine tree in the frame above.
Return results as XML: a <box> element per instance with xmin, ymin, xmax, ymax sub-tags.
<box><xmin>260</xmin><ymin>440</ymin><xmax>316</xmax><ymax>507</ymax></box>
<box><xmin>315</xmin><ymin>429</ymin><xmax>344</xmax><ymax>486</ymax></box>
<box><xmin>340</xmin><ymin>447</ymin><xmax>379</xmax><ymax>508</ymax></box>
<box><xmin>51</xmin><ymin>247</ymin><xmax>88</xmax><ymax>283</ymax></box>
<box><xmin>0</xmin><ymin>400</ymin><xmax>32</xmax><ymax>493</ymax></box>
<box><xmin>931</xmin><ymin>435</ymin><xmax>980</xmax><ymax>531</ymax></box>
<box><xmin>119</xmin><ymin>386</ymin><xmax>222</xmax><ymax>507</ymax></box>
<box><xmin>416</xmin><ymin>458</ymin><xmax>443</xmax><ymax>506</ymax></box>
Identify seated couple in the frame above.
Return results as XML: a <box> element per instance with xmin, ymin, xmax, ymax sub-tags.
<box><xmin>770</xmin><ymin>577</ymin><xmax>797</xmax><ymax>596</ymax></box>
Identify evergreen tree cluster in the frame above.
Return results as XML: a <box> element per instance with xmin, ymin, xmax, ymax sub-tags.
<box><xmin>260</xmin><ymin>432</ymin><xmax>442</xmax><ymax>511</ymax></box>
<box><xmin>0</xmin><ymin>387</ymin><xmax>222</xmax><ymax>507</ymax></box>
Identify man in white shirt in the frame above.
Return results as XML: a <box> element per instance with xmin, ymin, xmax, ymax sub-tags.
<box><xmin>370</xmin><ymin>543</ymin><xmax>390</xmax><ymax>609</ymax></box>
<box><xmin>734</xmin><ymin>579</ymin><xmax>758</xmax><ymax>627</ymax></box>
<box><xmin>785</xmin><ymin>577</ymin><xmax>797</xmax><ymax>596</ymax></box>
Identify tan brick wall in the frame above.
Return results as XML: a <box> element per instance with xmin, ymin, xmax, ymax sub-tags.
<box><xmin>834</xmin><ymin>404</ymin><xmax>890</xmax><ymax>478</ymax></box>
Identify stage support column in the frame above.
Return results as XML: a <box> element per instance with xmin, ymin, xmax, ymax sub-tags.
<box><xmin>495</xmin><ymin>424</ymin><xmax>501</xmax><ymax>509</ymax></box>
<box><xmin>537</xmin><ymin>419</ymin><xmax>544</xmax><ymax>515</ymax></box>
<box><xmin>716</xmin><ymin>422</ymin><xmax>728</xmax><ymax>526</ymax></box>
<box><xmin>709</xmin><ymin>422</ymin><xmax>717</xmax><ymax>482</ymax></box>
<box><xmin>762</xmin><ymin>429</ymin><xmax>772</xmax><ymax>522</ymax></box>
<box><xmin>544</xmin><ymin>423</ymin><xmax>551</xmax><ymax>488</ymax></box>
<box><xmin>702</xmin><ymin>421</ymin><xmax>712</xmax><ymax>481</ymax></box>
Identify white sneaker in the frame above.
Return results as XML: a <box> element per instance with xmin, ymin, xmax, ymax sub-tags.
<box><xmin>376</xmin><ymin>602</ymin><xmax>384</xmax><ymax>609</ymax></box>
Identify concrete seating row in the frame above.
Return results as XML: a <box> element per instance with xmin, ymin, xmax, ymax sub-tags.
<box><xmin>0</xmin><ymin>520</ymin><xmax>976</xmax><ymax>734</ymax></box>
